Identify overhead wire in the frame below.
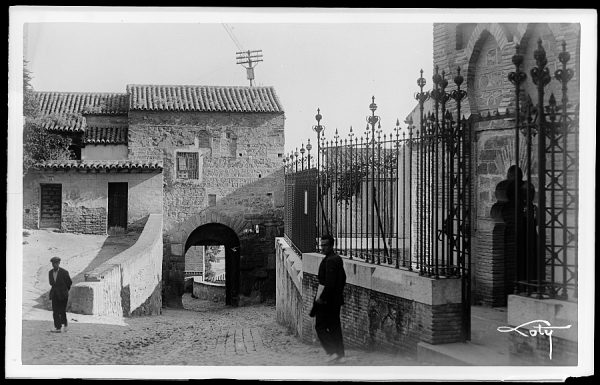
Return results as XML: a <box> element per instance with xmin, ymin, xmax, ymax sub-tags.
<box><xmin>221</xmin><ymin>23</ymin><xmax>244</xmax><ymax>52</ymax></box>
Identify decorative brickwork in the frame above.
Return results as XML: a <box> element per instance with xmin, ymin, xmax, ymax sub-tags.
<box><xmin>433</xmin><ymin>23</ymin><xmax>580</xmax><ymax>306</ymax></box>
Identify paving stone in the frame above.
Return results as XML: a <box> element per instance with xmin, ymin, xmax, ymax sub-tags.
<box><xmin>22</xmin><ymin>294</ymin><xmax>419</xmax><ymax>366</ymax></box>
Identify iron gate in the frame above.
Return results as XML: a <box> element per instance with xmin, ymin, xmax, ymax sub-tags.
<box><xmin>284</xmin><ymin>168</ymin><xmax>317</xmax><ymax>254</ymax></box>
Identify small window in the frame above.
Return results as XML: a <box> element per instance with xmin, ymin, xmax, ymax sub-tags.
<box><xmin>208</xmin><ymin>194</ymin><xmax>217</xmax><ymax>207</ymax></box>
<box><xmin>177</xmin><ymin>152</ymin><xmax>199</xmax><ymax>179</ymax></box>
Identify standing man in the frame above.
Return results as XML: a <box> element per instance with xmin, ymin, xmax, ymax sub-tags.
<box><xmin>48</xmin><ymin>257</ymin><xmax>72</xmax><ymax>333</ymax></box>
<box><xmin>314</xmin><ymin>234</ymin><xmax>347</xmax><ymax>363</ymax></box>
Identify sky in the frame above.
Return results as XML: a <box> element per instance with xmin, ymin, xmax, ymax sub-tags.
<box><xmin>24</xmin><ymin>21</ymin><xmax>433</xmax><ymax>154</ymax></box>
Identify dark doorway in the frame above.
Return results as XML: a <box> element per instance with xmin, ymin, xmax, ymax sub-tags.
<box><xmin>108</xmin><ymin>182</ymin><xmax>128</xmax><ymax>231</ymax></box>
<box><xmin>40</xmin><ymin>184</ymin><xmax>62</xmax><ymax>228</ymax></box>
<box><xmin>185</xmin><ymin>223</ymin><xmax>240</xmax><ymax>306</ymax></box>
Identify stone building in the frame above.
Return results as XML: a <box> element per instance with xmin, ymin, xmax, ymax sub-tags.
<box><xmin>24</xmin><ymin>85</ymin><xmax>286</xmax><ymax>307</ymax></box>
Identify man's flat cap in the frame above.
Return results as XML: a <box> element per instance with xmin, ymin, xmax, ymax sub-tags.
<box><xmin>50</xmin><ymin>257</ymin><xmax>61</xmax><ymax>263</ymax></box>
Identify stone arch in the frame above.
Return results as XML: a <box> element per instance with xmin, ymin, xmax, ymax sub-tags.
<box><xmin>163</xmin><ymin>207</ymin><xmax>250</xmax><ymax>307</ymax></box>
<box><xmin>185</xmin><ymin>222</ymin><xmax>241</xmax><ymax>306</ymax></box>
<box><xmin>517</xmin><ymin>23</ymin><xmax>560</xmax><ymax>105</ymax></box>
<box><xmin>466</xmin><ymin>28</ymin><xmax>511</xmax><ymax>116</ymax></box>
<box><xmin>464</xmin><ymin>23</ymin><xmax>512</xmax><ymax>62</ymax></box>
<box><xmin>513</xmin><ymin>23</ymin><xmax>529</xmax><ymax>43</ymax></box>
<box><xmin>175</xmin><ymin>207</ymin><xmax>248</xmax><ymax>246</ymax></box>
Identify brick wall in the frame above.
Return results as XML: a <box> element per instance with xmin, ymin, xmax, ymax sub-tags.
<box><xmin>128</xmin><ymin>110</ymin><xmax>285</xmax><ymax>304</ymax></box>
<box><xmin>301</xmin><ymin>272</ymin><xmax>463</xmax><ymax>354</ymax></box>
<box><xmin>193</xmin><ymin>280</ymin><xmax>226</xmax><ymax>303</ymax></box>
<box><xmin>276</xmin><ymin>242</ymin><xmax>465</xmax><ymax>354</ymax></box>
<box><xmin>432</xmin><ymin>23</ymin><xmax>580</xmax><ymax>305</ymax></box>
<box><xmin>23</xmin><ymin>169</ymin><xmax>163</xmax><ymax>234</ymax></box>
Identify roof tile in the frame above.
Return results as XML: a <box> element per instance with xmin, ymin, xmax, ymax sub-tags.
<box><xmin>33</xmin><ymin>92</ymin><xmax>129</xmax><ymax>132</ymax></box>
<box><xmin>83</xmin><ymin>126</ymin><xmax>128</xmax><ymax>144</ymax></box>
<box><xmin>127</xmin><ymin>85</ymin><xmax>283</xmax><ymax>113</ymax></box>
<box><xmin>34</xmin><ymin>160</ymin><xmax>162</xmax><ymax>171</ymax></box>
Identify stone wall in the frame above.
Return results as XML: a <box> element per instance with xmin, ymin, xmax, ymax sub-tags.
<box><xmin>127</xmin><ymin>110</ymin><xmax>285</xmax><ymax>304</ymax></box>
<box><xmin>192</xmin><ymin>279</ymin><xmax>226</xmax><ymax>303</ymax></box>
<box><xmin>275</xmin><ymin>238</ymin><xmax>304</xmax><ymax>337</ymax></box>
<box><xmin>68</xmin><ymin>214</ymin><xmax>164</xmax><ymax>316</ymax></box>
<box><xmin>432</xmin><ymin>23</ymin><xmax>580</xmax><ymax>306</ymax></box>
<box><xmin>275</xmin><ymin>238</ymin><xmax>464</xmax><ymax>353</ymax></box>
<box><xmin>23</xmin><ymin>169</ymin><xmax>163</xmax><ymax>234</ymax></box>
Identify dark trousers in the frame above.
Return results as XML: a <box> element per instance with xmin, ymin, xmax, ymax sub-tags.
<box><xmin>52</xmin><ymin>297</ymin><xmax>68</xmax><ymax>330</ymax></box>
<box><xmin>315</xmin><ymin>304</ymin><xmax>344</xmax><ymax>357</ymax></box>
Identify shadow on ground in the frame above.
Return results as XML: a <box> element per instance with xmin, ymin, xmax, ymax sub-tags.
<box><xmin>33</xmin><ymin>231</ymin><xmax>142</xmax><ymax>311</ymax></box>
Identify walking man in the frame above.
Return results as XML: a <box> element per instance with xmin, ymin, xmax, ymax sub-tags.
<box><xmin>48</xmin><ymin>257</ymin><xmax>72</xmax><ymax>333</ymax></box>
<box><xmin>314</xmin><ymin>234</ymin><xmax>347</xmax><ymax>363</ymax></box>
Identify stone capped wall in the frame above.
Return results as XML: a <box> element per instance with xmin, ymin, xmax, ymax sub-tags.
<box><xmin>68</xmin><ymin>214</ymin><xmax>164</xmax><ymax>316</ymax></box>
<box><xmin>276</xmin><ymin>239</ymin><xmax>465</xmax><ymax>353</ymax></box>
<box><xmin>275</xmin><ymin>238</ymin><xmax>303</xmax><ymax>337</ymax></box>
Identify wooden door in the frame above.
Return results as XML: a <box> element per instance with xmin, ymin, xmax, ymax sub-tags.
<box><xmin>108</xmin><ymin>182</ymin><xmax>128</xmax><ymax>231</ymax></box>
<box><xmin>40</xmin><ymin>184</ymin><xmax>62</xmax><ymax>228</ymax></box>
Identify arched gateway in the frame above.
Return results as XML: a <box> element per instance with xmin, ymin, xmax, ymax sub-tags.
<box><xmin>185</xmin><ymin>223</ymin><xmax>240</xmax><ymax>306</ymax></box>
<box><xmin>163</xmin><ymin>208</ymin><xmax>247</xmax><ymax>308</ymax></box>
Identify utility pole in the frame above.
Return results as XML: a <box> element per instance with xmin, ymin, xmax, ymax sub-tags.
<box><xmin>236</xmin><ymin>50</ymin><xmax>263</xmax><ymax>87</ymax></box>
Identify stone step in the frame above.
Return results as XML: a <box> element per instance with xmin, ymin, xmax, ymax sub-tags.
<box><xmin>417</xmin><ymin>340</ymin><xmax>534</xmax><ymax>366</ymax></box>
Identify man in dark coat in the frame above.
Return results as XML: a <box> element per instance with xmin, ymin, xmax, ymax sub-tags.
<box><xmin>49</xmin><ymin>257</ymin><xmax>72</xmax><ymax>333</ymax></box>
<box><xmin>314</xmin><ymin>234</ymin><xmax>347</xmax><ymax>363</ymax></box>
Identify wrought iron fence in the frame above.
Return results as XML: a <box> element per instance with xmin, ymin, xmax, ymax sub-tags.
<box><xmin>284</xmin><ymin>67</ymin><xmax>473</xmax><ymax>284</ymax></box>
<box><xmin>509</xmin><ymin>40</ymin><xmax>579</xmax><ymax>301</ymax></box>
<box><xmin>283</xmin><ymin>38</ymin><xmax>578</xmax><ymax>345</ymax></box>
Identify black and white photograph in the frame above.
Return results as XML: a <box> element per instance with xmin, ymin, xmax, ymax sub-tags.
<box><xmin>6</xmin><ymin>7</ymin><xmax>596</xmax><ymax>381</ymax></box>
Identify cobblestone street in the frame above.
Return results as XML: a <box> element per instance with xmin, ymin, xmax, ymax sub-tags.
<box><xmin>22</xmin><ymin>294</ymin><xmax>420</xmax><ymax>367</ymax></box>
<box><xmin>19</xmin><ymin>230</ymin><xmax>419</xmax><ymax>369</ymax></box>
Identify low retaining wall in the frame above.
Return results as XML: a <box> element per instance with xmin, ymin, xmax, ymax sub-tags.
<box><xmin>192</xmin><ymin>278</ymin><xmax>226</xmax><ymax>303</ymax></box>
<box><xmin>68</xmin><ymin>214</ymin><xmax>163</xmax><ymax>317</ymax></box>
<box><xmin>506</xmin><ymin>295</ymin><xmax>578</xmax><ymax>365</ymax></box>
<box><xmin>275</xmin><ymin>238</ymin><xmax>303</xmax><ymax>337</ymax></box>
<box><xmin>275</xmin><ymin>237</ymin><xmax>464</xmax><ymax>354</ymax></box>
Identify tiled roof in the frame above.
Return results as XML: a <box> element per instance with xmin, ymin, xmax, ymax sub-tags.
<box><xmin>84</xmin><ymin>126</ymin><xmax>128</xmax><ymax>144</ymax></box>
<box><xmin>127</xmin><ymin>85</ymin><xmax>284</xmax><ymax>113</ymax></box>
<box><xmin>35</xmin><ymin>91</ymin><xmax>129</xmax><ymax>115</ymax></box>
<box><xmin>33</xmin><ymin>91</ymin><xmax>129</xmax><ymax>132</ymax></box>
<box><xmin>34</xmin><ymin>160</ymin><xmax>162</xmax><ymax>171</ymax></box>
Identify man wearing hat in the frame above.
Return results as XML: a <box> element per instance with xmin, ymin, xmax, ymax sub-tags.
<box><xmin>49</xmin><ymin>257</ymin><xmax>72</xmax><ymax>333</ymax></box>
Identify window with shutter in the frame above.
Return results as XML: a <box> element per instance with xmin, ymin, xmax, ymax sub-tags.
<box><xmin>176</xmin><ymin>152</ymin><xmax>199</xmax><ymax>179</ymax></box>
